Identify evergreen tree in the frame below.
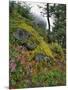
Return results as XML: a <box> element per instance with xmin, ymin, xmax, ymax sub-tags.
<box><xmin>50</xmin><ymin>4</ymin><xmax>66</xmax><ymax>48</ymax></box>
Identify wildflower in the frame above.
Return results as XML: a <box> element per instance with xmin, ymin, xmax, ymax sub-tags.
<box><xmin>10</xmin><ymin>60</ymin><xmax>16</xmax><ymax>72</ymax></box>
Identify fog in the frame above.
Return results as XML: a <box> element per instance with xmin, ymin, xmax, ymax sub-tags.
<box><xmin>29</xmin><ymin>2</ymin><xmax>54</xmax><ymax>31</ymax></box>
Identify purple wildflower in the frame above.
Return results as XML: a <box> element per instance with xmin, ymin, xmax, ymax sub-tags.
<box><xmin>10</xmin><ymin>60</ymin><xmax>16</xmax><ymax>72</ymax></box>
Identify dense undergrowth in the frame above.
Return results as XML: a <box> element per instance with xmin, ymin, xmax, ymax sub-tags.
<box><xmin>9</xmin><ymin>11</ymin><xmax>66</xmax><ymax>88</ymax></box>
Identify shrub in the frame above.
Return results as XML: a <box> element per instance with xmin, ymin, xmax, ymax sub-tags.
<box><xmin>51</xmin><ymin>43</ymin><xmax>64</xmax><ymax>55</ymax></box>
<box><xmin>46</xmin><ymin>69</ymin><xmax>66</xmax><ymax>86</ymax></box>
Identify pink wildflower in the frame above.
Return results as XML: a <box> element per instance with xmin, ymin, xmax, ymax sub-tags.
<box><xmin>10</xmin><ymin>61</ymin><xmax>16</xmax><ymax>72</ymax></box>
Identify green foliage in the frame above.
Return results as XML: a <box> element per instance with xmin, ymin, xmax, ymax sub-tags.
<box><xmin>9</xmin><ymin>1</ymin><xmax>33</xmax><ymax>20</ymax></box>
<box><xmin>46</xmin><ymin>70</ymin><xmax>66</xmax><ymax>86</ymax></box>
<box><xmin>50</xmin><ymin>4</ymin><xmax>66</xmax><ymax>48</ymax></box>
<box><xmin>32</xmin><ymin>69</ymin><xmax>66</xmax><ymax>86</ymax></box>
<box><xmin>51</xmin><ymin>43</ymin><xmax>63</xmax><ymax>54</ymax></box>
<box><xmin>50</xmin><ymin>43</ymin><xmax>64</xmax><ymax>61</ymax></box>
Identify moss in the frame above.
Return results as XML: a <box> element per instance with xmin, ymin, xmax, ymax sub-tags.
<box><xmin>10</xmin><ymin>13</ymin><xmax>54</xmax><ymax>60</ymax></box>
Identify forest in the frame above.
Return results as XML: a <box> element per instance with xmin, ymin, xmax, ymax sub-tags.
<box><xmin>9</xmin><ymin>1</ymin><xmax>66</xmax><ymax>89</ymax></box>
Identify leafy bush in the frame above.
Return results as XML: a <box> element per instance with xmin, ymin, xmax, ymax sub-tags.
<box><xmin>32</xmin><ymin>69</ymin><xmax>66</xmax><ymax>87</ymax></box>
<box><xmin>51</xmin><ymin>43</ymin><xmax>63</xmax><ymax>54</ymax></box>
<box><xmin>50</xmin><ymin>43</ymin><xmax>64</xmax><ymax>61</ymax></box>
<box><xmin>46</xmin><ymin>70</ymin><xmax>66</xmax><ymax>86</ymax></box>
<box><xmin>9</xmin><ymin>1</ymin><xmax>33</xmax><ymax>20</ymax></box>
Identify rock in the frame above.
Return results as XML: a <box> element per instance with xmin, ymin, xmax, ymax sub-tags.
<box><xmin>23</xmin><ymin>41</ymin><xmax>37</xmax><ymax>50</ymax></box>
<box><xmin>14</xmin><ymin>28</ymin><xmax>37</xmax><ymax>50</ymax></box>
<box><xmin>26</xmin><ymin>41</ymin><xmax>37</xmax><ymax>50</ymax></box>
<box><xmin>35</xmin><ymin>53</ymin><xmax>46</xmax><ymax>61</ymax></box>
<box><xmin>14</xmin><ymin>28</ymin><xmax>31</xmax><ymax>41</ymax></box>
<box><xmin>34</xmin><ymin>53</ymin><xmax>50</xmax><ymax>62</ymax></box>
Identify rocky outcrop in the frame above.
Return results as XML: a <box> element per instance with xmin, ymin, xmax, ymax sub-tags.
<box><xmin>14</xmin><ymin>28</ymin><xmax>37</xmax><ymax>50</ymax></box>
<box><xmin>14</xmin><ymin>28</ymin><xmax>31</xmax><ymax>41</ymax></box>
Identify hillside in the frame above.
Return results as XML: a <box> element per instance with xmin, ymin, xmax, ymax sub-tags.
<box><xmin>9</xmin><ymin>12</ymin><xmax>66</xmax><ymax>88</ymax></box>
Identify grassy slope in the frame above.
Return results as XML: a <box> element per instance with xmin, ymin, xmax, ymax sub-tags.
<box><xmin>9</xmin><ymin>13</ymin><xmax>66</xmax><ymax>88</ymax></box>
<box><xmin>10</xmin><ymin>13</ymin><xmax>54</xmax><ymax>59</ymax></box>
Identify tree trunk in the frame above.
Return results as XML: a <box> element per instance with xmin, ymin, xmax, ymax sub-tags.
<box><xmin>47</xmin><ymin>3</ymin><xmax>50</xmax><ymax>33</ymax></box>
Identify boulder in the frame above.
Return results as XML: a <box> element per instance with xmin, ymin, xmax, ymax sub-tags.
<box><xmin>14</xmin><ymin>28</ymin><xmax>31</xmax><ymax>41</ymax></box>
<box><xmin>35</xmin><ymin>53</ymin><xmax>50</xmax><ymax>62</ymax></box>
<box><xmin>23</xmin><ymin>41</ymin><xmax>37</xmax><ymax>50</ymax></box>
<box><xmin>14</xmin><ymin>28</ymin><xmax>37</xmax><ymax>50</ymax></box>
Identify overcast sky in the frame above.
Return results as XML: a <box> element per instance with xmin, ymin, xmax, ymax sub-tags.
<box><xmin>29</xmin><ymin>2</ymin><xmax>54</xmax><ymax>31</ymax></box>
